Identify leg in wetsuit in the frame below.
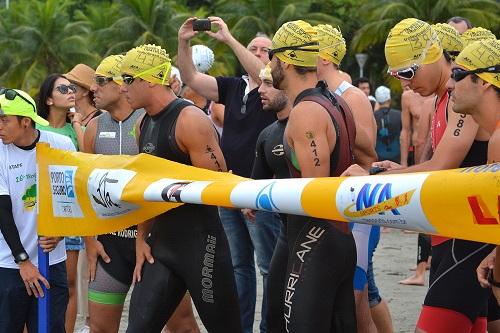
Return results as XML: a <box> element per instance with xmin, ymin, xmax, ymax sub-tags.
<box><xmin>126</xmin><ymin>205</ymin><xmax>242</xmax><ymax>333</ymax></box>
<box><xmin>267</xmin><ymin>215</ymin><xmax>357</xmax><ymax>333</ymax></box>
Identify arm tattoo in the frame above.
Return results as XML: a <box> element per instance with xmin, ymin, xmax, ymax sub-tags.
<box><xmin>453</xmin><ymin>114</ymin><xmax>466</xmax><ymax>137</ymax></box>
<box><xmin>206</xmin><ymin>145</ymin><xmax>223</xmax><ymax>171</ymax></box>
<box><xmin>310</xmin><ymin>139</ymin><xmax>321</xmax><ymax>167</ymax></box>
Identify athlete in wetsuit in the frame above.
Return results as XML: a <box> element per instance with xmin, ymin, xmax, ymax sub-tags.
<box><xmin>344</xmin><ymin>19</ymin><xmax>495</xmax><ymax>333</ymax></box>
<box><xmin>119</xmin><ymin>44</ymin><xmax>242</xmax><ymax>333</ymax></box>
<box><xmin>315</xmin><ymin>24</ymin><xmax>391</xmax><ymax>333</ymax></box>
<box><xmin>267</xmin><ymin>21</ymin><xmax>357</xmax><ymax>333</ymax></box>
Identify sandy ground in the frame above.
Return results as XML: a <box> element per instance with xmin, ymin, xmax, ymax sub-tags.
<box><xmin>76</xmin><ymin>230</ymin><xmax>428</xmax><ymax>332</ymax></box>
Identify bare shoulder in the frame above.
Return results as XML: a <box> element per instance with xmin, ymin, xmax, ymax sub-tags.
<box><xmin>343</xmin><ymin>87</ymin><xmax>373</xmax><ymax>113</ymax></box>
<box><xmin>289</xmin><ymin>100</ymin><xmax>330</xmax><ymax>124</ymax></box>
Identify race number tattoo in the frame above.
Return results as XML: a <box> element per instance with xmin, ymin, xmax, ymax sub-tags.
<box><xmin>305</xmin><ymin>131</ymin><xmax>315</xmax><ymax>139</ymax></box>
<box><xmin>310</xmin><ymin>139</ymin><xmax>320</xmax><ymax>167</ymax></box>
<box><xmin>206</xmin><ymin>145</ymin><xmax>223</xmax><ymax>171</ymax></box>
<box><xmin>453</xmin><ymin>114</ymin><xmax>466</xmax><ymax>137</ymax></box>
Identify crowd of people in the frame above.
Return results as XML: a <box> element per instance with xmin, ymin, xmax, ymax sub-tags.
<box><xmin>0</xmin><ymin>12</ymin><xmax>498</xmax><ymax>333</ymax></box>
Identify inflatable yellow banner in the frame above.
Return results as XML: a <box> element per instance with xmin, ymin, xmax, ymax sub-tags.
<box><xmin>36</xmin><ymin>144</ymin><xmax>500</xmax><ymax>244</ymax></box>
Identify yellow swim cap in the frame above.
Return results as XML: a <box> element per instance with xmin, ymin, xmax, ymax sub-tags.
<box><xmin>96</xmin><ymin>55</ymin><xmax>124</xmax><ymax>85</ymax></box>
<box><xmin>315</xmin><ymin>24</ymin><xmax>346</xmax><ymax>66</ymax></box>
<box><xmin>271</xmin><ymin>20</ymin><xmax>318</xmax><ymax>67</ymax></box>
<box><xmin>455</xmin><ymin>39</ymin><xmax>500</xmax><ymax>88</ymax></box>
<box><xmin>432</xmin><ymin>23</ymin><xmax>463</xmax><ymax>55</ymax></box>
<box><xmin>121</xmin><ymin>44</ymin><xmax>172</xmax><ymax>85</ymax></box>
<box><xmin>259</xmin><ymin>64</ymin><xmax>272</xmax><ymax>81</ymax></box>
<box><xmin>385</xmin><ymin>18</ymin><xmax>443</xmax><ymax>70</ymax></box>
<box><xmin>461</xmin><ymin>27</ymin><xmax>496</xmax><ymax>47</ymax></box>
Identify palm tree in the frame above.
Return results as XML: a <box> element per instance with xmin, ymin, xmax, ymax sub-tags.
<box><xmin>0</xmin><ymin>0</ymin><xmax>97</xmax><ymax>95</ymax></box>
<box><xmin>352</xmin><ymin>0</ymin><xmax>500</xmax><ymax>53</ymax></box>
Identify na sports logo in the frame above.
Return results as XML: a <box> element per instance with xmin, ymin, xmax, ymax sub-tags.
<box><xmin>344</xmin><ymin>183</ymin><xmax>415</xmax><ymax>218</ymax></box>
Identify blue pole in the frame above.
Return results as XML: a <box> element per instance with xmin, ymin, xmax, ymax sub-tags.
<box><xmin>38</xmin><ymin>244</ymin><xmax>49</xmax><ymax>333</ymax></box>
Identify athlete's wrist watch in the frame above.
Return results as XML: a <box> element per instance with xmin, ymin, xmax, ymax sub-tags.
<box><xmin>14</xmin><ymin>251</ymin><xmax>29</xmax><ymax>264</ymax></box>
<box><xmin>488</xmin><ymin>269</ymin><xmax>500</xmax><ymax>288</ymax></box>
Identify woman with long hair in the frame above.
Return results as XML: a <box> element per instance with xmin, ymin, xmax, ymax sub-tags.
<box><xmin>36</xmin><ymin>73</ymin><xmax>83</xmax><ymax>333</ymax></box>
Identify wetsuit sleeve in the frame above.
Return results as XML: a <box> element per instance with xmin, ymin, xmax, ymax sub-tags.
<box><xmin>0</xmin><ymin>195</ymin><xmax>26</xmax><ymax>259</ymax></box>
<box><xmin>251</xmin><ymin>128</ymin><xmax>273</xmax><ymax>180</ymax></box>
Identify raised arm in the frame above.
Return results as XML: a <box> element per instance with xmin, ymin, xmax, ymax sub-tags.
<box><xmin>178</xmin><ymin>18</ymin><xmax>219</xmax><ymax>102</ymax></box>
<box><xmin>207</xmin><ymin>16</ymin><xmax>266</xmax><ymax>84</ymax></box>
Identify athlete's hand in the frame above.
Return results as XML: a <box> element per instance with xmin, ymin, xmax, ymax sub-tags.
<box><xmin>341</xmin><ymin>164</ymin><xmax>369</xmax><ymax>177</ymax></box>
<box><xmin>19</xmin><ymin>260</ymin><xmax>50</xmax><ymax>298</ymax></box>
<box><xmin>477</xmin><ymin>249</ymin><xmax>495</xmax><ymax>288</ymax></box>
<box><xmin>85</xmin><ymin>237</ymin><xmax>111</xmax><ymax>282</ymax></box>
<box><xmin>206</xmin><ymin>16</ymin><xmax>233</xmax><ymax>44</ymax></box>
<box><xmin>38</xmin><ymin>236</ymin><xmax>62</xmax><ymax>253</ymax></box>
<box><xmin>178</xmin><ymin>17</ymin><xmax>199</xmax><ymax>42</ymax></box>
<box><xmin>133</xmin><ymin>239</ymin><xmax>154</xmax><ymax>284</ymax></box>
<box><xmin>242</xmin><ymin>208</ymin><xmax>256</xmax><ymax>221</ymax></box>
<box><xmin>372</xmin><ymin>160</ymin><xmax>402</xmax><ymax>171</ymax></box>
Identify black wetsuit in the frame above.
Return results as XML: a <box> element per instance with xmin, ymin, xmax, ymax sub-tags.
<box><xmin>251</xmin><ymin>118</ymin><xmax>290</xmax><ymax>180</ymax></box>
<box><xmin>267</xmin><ymin>83</ymin><xmax>358</xmax><ymax>333</ymax></box>
<box><xmin>423</xmin><ymin>140</ymin><xmax>496</xmax><ymax>324</ymax></box>
<box><xmin>126</xmin><ymin>99</ymin><xmax>242</xmax><ymax>333</ymax></box>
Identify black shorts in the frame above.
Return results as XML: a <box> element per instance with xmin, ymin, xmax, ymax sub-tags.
<box><xmin>425</xmin><ymin>239</ymin><xmax>495</xmax><ymax>322</ymax></box>
<box><xmin>97</xmin><ymin>231</ymin><xmax>136</xmax><ymax>286</ymax></box>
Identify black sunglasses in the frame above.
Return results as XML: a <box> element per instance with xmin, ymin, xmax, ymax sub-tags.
<box><xmin>451</xmin><ymin>65</ymin><xmax>500</xmax><ymax>82</ymax></box>
<box><xmin>55</xmin><ymin>84</ymin><xmax>77</xmax><ymax>94</ymax></box>
<box><xmin>268</xmin><ymin>42</ymin><xmax>319</xmax><ymax>61</ymax></box>
<box><xmin>121</xmin><ymin>75</ymin><xmax>136</xmax><ymax>85</ymax></box>
<box><xmin>0</xmin><ymin>88</ymin><xmax>36</xmax><ymax>113</ymax></box>
<box><xmin>94</xmin><ymin>76</ymin><xmax>114</xmax><ymax>87</ymax></box>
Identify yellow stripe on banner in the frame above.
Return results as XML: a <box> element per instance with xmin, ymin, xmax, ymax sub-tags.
<box><xmin>343</xmin><ymin>189</ymin><xmax>416</xmax><ymax>218</ymax></box>
<box><xmin>301</xmin><ymin>177</ymin><xmax>345</xmax><ymax>221</ymax></box>
<box><xmin>420</xmin><ymin>165</ymin><xmax>500</xmax><ymax>244</ymax></box>
<box><xmin>201</xmin><ymin>180</ymin><xmax>247</xmax><ymax>208</ymax></box>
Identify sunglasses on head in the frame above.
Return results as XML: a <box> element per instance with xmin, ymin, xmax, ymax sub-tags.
<box><xmin>55</xmin><ymin>84</ymin><xmax>77</xmax><ymax>95</ymax></box>
<box><xmin>387</xmin><ymin>64</ymin><xmax>420</xmax><ymax>81</ymax></box>
<box><xmin>121</xmin><ymin>62</ymin><xmax>171</xmax><ymax>86</ymax></box>
<box><xmin>94</xmin><ymin>76</ymin><xmax>116</xmax><ymax>87</ymax></box>
<box><xmin>0</xmin><ymin>88</ymin><xmax>36</xmax><ymax>113</ymax></box>
<box><xmin>451</xmin><ymin>65</ymin><xmax>500</xmax><ymax>82</ymax></box>
<box><xmin>268</xmin><ymin>42</ymin><xmax>319</xmax><ymax>61</ymax></box>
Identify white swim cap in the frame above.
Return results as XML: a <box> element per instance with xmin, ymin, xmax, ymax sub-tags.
<box><xmin>192</xmin><ymin>45</ymin><xmax>215</xmax><ymax>73</ymax></box>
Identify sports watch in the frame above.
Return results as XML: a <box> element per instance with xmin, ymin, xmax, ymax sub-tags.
<box><xmin>14</xmin><ymin>251</ymin><xmax>29</xmax><ymax>264</ymax></box>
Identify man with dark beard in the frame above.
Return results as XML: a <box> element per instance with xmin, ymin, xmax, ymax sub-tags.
<box><xmin>266</xmin><ymin>20</ymin><xmax>357</xmax><ymax>333</ymax></box>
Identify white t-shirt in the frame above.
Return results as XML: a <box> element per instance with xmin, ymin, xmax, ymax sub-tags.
<box><xmin>0</xmin><ymin>130</ymin><xmax>75</xmax><ymax>269</ymax></box>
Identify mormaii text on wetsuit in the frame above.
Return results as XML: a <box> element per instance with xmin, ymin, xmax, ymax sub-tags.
<box><xmin>202</xmin><ymin>235</ymin><xmax>217</xmax><ymax>303</ymax></box>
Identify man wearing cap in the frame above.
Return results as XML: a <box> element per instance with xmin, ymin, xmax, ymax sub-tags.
<box><xmin>314</xmin><ymin>23</ymin><xmax>393</xmax><ymax>333</ymax></box>
<box><xmin>345</xmin><ymin>18</ymin><xmax>496</xmax><ymax>333</ymax></box>
<box><xmin>267</xmin><ymin>20</ymin><xmax>357</xmax><ymax>332</ymax></box>
<box><xmin>374</xmin><ymin>85</ymin><xmax>401</xmax><ymax>163</ymax></box>
<box><xmin>81</xmin><ymin>54</ymin><xmax>146</xmax><ymax>333</ymax></box>
<box><xmin>178</xmin><ymin>18</ymin><xmax>278</xmax><ymax>333</ymax></box>
<box><xmin>0</xmin><ymin>89</ymin><xmax>75</xmax><ymax>332</ymax></box>
<box><xmin>119</xmin><ymin>44</ymin><xmax>241</xmax><ymax>333</ymax></box>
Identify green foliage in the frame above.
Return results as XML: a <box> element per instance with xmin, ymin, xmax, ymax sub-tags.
<box><xmin>0</xmin><ymin>0</ymin><xmax>498</xmax><ymax>98</ymax></box>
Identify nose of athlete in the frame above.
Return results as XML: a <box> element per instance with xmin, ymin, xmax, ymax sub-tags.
<box><xmin>120</xmin><ymin>84</ymin><xmax>128</xmax><ymax>94</ymax></box>
<box><xmin>445</xmin><ymin>75</ymin><xmax>455</xmax><ymax>93</ymax></box>
<box><xmin>400</xmin><ymin>79</ymin><xmax>411</xmax><ymax>90</ymax></box>
<box><xmin>90</xmin><ymin>82</ymin><xmax>98</xmax><ymax>93</ymax></box>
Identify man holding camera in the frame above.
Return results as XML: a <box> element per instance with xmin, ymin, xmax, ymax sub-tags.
<box><xmin>178</xmin><ymin>17</ymin><xmax>278</xmax><ymax>333</ymax></box>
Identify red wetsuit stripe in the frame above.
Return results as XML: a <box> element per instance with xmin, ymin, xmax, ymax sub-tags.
<box><xmin>417</xmin><ymin>305</ymin><xmax>476</xmax><ymax>333</ymax></box>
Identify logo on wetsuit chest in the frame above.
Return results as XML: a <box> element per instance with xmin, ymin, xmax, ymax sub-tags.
<box><xmin>272</xmin><ymin>144</ymin><xmax>284</xmax><ymax>156</ymax></box>
<box><xmin>284</xmin><ymin>226</ymin><xmax>325</xmax><ymax>332</ymax></box>
<box><xmin>201</xmin><ymin>235</ymin><xmax>217</xmax><ymax>303</ymax></box>
<box><xmin>142</xmin><ymin>142</ymin><xmax>155</xmax><ymax>154</ymax></box>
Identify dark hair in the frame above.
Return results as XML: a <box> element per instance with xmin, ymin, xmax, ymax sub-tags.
<box><xmin>37</xmin><ymin>73</ymin><xmax>66</xmax><ymax>120</ymax></box>
<box><xmin>15</xmin><ymin>115</ymin><xmax>35</xmax><ymax>128</ymax></box>
<box><xmin>471</xmin><ymin>74</ymin><xmax>500</xmax><ymax>97</ymax></box>
<box><xmin>352</xmin><ymin>77</ymin><xmax>370</xmax><ymax>88</ymax></box>
<box><xmin>447</xmin><ymin>16</ymin><xmax>473</xmax><ymax>29</ymax></box>
<box><xmin>293</xmin><ymin>65</ymin><xmax>316</xmax><ymax>75</ymax></box>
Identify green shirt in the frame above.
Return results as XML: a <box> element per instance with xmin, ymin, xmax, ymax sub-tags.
<box><xmin>36</xmin><ymin>123</ymin><xmax>78</xmax><ymax>150</ymax></box>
